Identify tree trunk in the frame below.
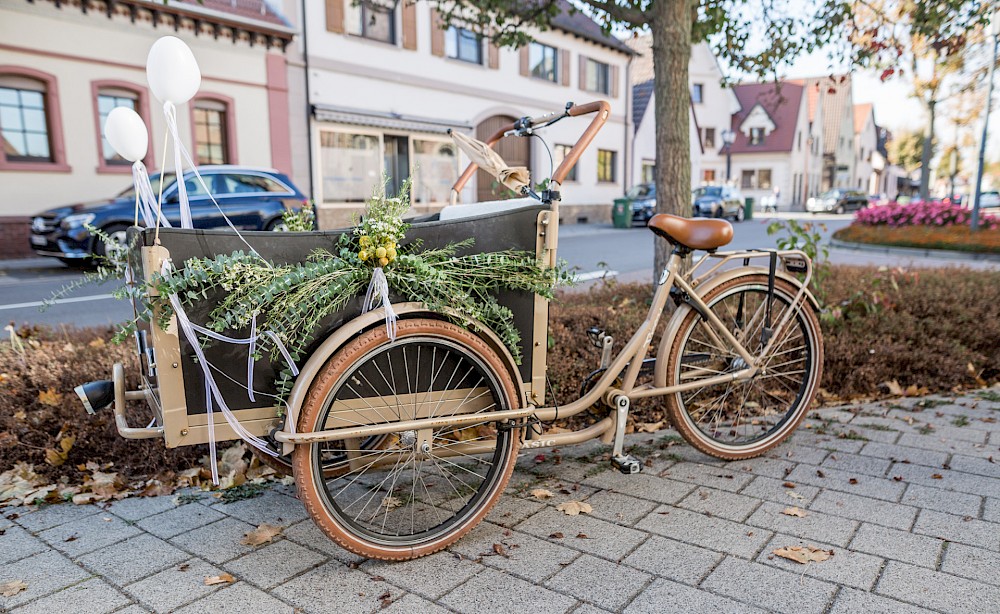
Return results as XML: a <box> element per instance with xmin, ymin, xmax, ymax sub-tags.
<box><xmin>650</xmin><ymin>0</ymin><xmax>693</xmax><ymax>279</ymax></box>
<box><xmin>919</xmin><ymin>99</ymin><xmax>936</xmax><ymax>201</ymax></box>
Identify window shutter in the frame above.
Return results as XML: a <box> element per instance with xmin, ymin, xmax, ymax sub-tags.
<box><xmin>488</xmin><ymin>41</ymin><xmax>500</xmax><ymax>69</ymax></box>
<box><xmin>610</xmin><ymin>65</ymin><xmax>620</xmax><ymax>98</ymax></box>
<box><xmin>519</xmin><ymin>46</ymin><xmax>530</xmax><ymax>76</ymax></box>
<box><xmin>401</xmin><ymin>1</ymin><xmax>417</xmax><ymax>50</ymax></box>
<box><xmin>578</xmin><ymin>55</ymin><xmax>587</xmax><ymax>91</ymax></box>
<box><xmin>560</xmin><ymin>49</ymin><xmax>570</xmax><ymax>86</ymax></box>
<box><xmin>325</xmin><ymin>0</ymin><xmax>344</xmax><ymax>33</ymax></box>
<box><xmin>430</xmin><ymin>10</ymin><xmax>445</xmax><ymax>57</ymax></box>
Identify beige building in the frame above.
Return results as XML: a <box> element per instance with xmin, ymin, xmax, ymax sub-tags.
<box><xmin>853</xmin><ymin>103</ymin><xmax>879</xmax><ymax>193</ymax></box>
<box><xmin>801</xmin><ymin>75</ymin><xmax>856</xmax><ymax>190</ymax></box>
<box><xmin>0</xmin><ymin>0</ymin><xmax>296</xmax><ymax>257</ymax></box>
<box><xmin>275</xmin><ymin>0</ymin><xmax>634</xmax><ymax>228</ymax></box>
<box><xmin>728</xmin><ymin>81</ymin><xmax>825</xmax><ymax>209</ymax></box>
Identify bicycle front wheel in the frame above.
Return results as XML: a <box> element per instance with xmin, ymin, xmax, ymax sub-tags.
<box><xmin>292</xmin><ymin>319</ymin><xmax>520</xmax><ymax>560</ymax></box>
<box><xmin>659</xmin><ymin>274</ymin><xmax>823</xmax><ymax>460</ymax></box>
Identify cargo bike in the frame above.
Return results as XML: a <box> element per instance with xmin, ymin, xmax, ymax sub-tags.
<box><xmin>80</xmin><ymin>100</ymin><xmax>824</xmax><ymax>561</ymax></box>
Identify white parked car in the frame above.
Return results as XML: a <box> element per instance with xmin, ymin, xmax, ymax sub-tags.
<box><xmin>979</xmin><ymin>191</ymin><xmax>1000</xmax><ymax>209</ymax></box>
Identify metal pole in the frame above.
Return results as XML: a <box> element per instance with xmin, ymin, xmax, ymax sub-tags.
<box><xmin>726</xmin><ymin>146</ymin><xmax>732</xmax><ymax>183</ymax></box>
<box><xmin>972</xmin><ymin>27</ymin><xmax>999</xmax><ymax>231</ymax></box>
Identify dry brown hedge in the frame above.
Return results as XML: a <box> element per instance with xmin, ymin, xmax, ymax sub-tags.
<box><xmin>2</xmin><ymin>264</ymin><xmax>998</xmax><ymax>483</ymax></box>
<box><xmin>834</xmin><ymin>224</ymin><xmax>1000</xmax><ymax>253</ymax></box>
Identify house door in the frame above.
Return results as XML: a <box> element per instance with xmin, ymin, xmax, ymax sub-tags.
<box><xmin>475</xmin><ymin>115</ymin><xmax>530</xmax><ymax>202</ymax></box>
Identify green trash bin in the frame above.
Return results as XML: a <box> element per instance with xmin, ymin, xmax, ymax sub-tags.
<box><xmin>612</xmin><ymin>198</ymin><xmax>633</xmax><ymax>229</ymax></box>
<box><xmin>744</xmin><ymin>197</ymin><xmax>754</xmax><ymax>221</ymax></box>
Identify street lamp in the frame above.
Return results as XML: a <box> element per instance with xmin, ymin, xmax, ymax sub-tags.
<box><xmin>972</xmin><ymin>10</ymin><xmax>1000</xmax><ymax>231</ymax></box>
<box><xmin>722</xmin><ymin>129</ymin><xmax>736</xmax><ymax>184</ymax></box>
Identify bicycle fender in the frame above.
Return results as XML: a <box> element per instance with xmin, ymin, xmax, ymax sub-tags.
<box><xmin>279</xmin><ymin>303</ymin><xmax>525</xmax><ymax>455</ymax></box>
<box><xmin>653</xmin><ymin>268</ymin><xmax>819</xmax><ymax>389</ymax></box>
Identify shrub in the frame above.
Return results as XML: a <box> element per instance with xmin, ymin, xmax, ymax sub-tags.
<box><xmin>833</xmin><ymin>224</ymin><xmax>1000</xmax><ymax>254</ymax></box>
<box><xmin>855</xmin><ymin>200</ymin><xmax>999</xmax><ymax>229</ymax></box>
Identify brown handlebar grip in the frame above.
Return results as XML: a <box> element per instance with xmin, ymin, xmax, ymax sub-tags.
<box><xmin>567</xmin><ymin>100</ymin><xmax>609</xmax><ymax>117</ymax></box>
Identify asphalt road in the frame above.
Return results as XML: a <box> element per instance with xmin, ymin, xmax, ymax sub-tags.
<box><xmin>1</xmin><ymin>211</ymin><xmax>994</xmax><ymax>328</ymax></box>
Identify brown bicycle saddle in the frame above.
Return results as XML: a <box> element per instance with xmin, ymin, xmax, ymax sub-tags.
<box><xmin>647</xmin><ymin>213</ymin><xmax>734</xmax><ymax>251</ymax></box>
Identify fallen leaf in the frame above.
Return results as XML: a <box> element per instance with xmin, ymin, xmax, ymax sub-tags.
<box><xmin>787</xmin><ymin>491</ymin><xmax>806</xmax><ymax>501</ymax></box>
<box><xmin>575</xmin><ymin>532</ymin><xmax>590</xmax><ymax>539</ymax></box>
<box><xmin>549</xmin><ymin>532</ymin><xmax>564</xmax><ymax>539</ymax></box>
<box><xmin>492</xmin><ymin>543</ymin><xmax>508</xmax><ymax>557</ymax></box>
<box><xmin>177</xmin><ymin>563</ymin><xmax>190</xmax><ymax>572</ymax></box>
<box><xmin>848</xmin><ymin>478</ymin><xmax>859</xmax><ymax>485</ymax></box>
<box><xmin>0</xmin><ymin>580</ymin><xmax>28</xmax><ymax>597</ymax></box>
<box><xmin>882</xmin><ymin>380</ymin><xmax>904</xmax><ymax>396</ymax></box>
<box><xmin>782</xmin><ymin>507</ymin><xmax>808</xmax><ymax>518</ymax></box>
<box><xmin>892</xmin><ymin>476</ymin><xmax>903</xmax><ymax>481</ymax></box>
<box><xmin>556</xmin><ymin>501</ymin><xmax>592</xmax><ymax>516</ymax></box>
<box><xmin>12</xmin><ymin>410</ymin><xmax>25</xmax><ymax>420</ymax></box>
<box><xmin>378</xmin><ymin>590</ymin><xmax>392</xmax><ymax>608</ymax></box>
<box><xmin>204</xmin><ymin>573</ymin><xmax>236</xmax><ymax>586</ymax></box>
<box><xmin>241</xmin><ymin>523</ymin><xmax>283</xmax><ymax>547</ymax></box>
<box><xmin>637</xmin><ymin>421</ymin><xmax>664</xmax><ymax>433</ymax></box>
<box><xmin>37</xmin><ymin>388</ymin><xmax>63</xmax><ymax>407</ymax></box>
<box><xmin>530</xmin><ymin>488</ymin><xmax>555</xmax><ymax>500</ymax></box>
<box><xmin>782</xmin><ymin>482</ymin><xmax>796</xmax><ymax>489</ymax></box>
<box><xmin>772</xmin><ymin>545</ymin><xmax>833</xmax><ymax>565</ymax></box>
<box><xmin>816</xmin><ymin>470</ymin><xmax>826</xmax><ymax>478</ymax></box>
<box><xmin>931</xmin><ymin>474</ymin><xmax>943</xmax><ymax>480</ymax></box>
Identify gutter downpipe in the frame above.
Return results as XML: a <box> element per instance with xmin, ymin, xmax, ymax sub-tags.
<box><xmin>299</xmin><ymin>0</ymin><xmax>315</xmax><ymax>208</ymax></box>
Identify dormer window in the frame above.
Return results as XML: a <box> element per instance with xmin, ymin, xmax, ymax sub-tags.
<box><xmin>749</xmin><ymin>127</ymin><xmax>765</xmax><ymax>145</ymax></box>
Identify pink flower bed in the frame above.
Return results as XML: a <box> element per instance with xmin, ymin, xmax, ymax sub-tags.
<box><xmin>855</xmin><ymin>200</ymin><xmax>999</xmax><ymax>229</ymax></box>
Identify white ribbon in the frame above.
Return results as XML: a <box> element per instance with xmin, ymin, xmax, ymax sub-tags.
<box><xmin>131</xmin><ymin>160</ymin><xmax>170</xmax><ymax>229</ymax></box>
<box><xmin>163</xmin><ymin>102</ymin><xmax>193</xmax><ymax>229</ymax></box>
<box><xmin>363</xmin><ymin>267</ymin><xmax>397</xmax><ymax>341</ymax></box>
<box><xmin>162</xmin><ymin>261</ymin><xmax>301</xmax><ymax>484</ymax></box>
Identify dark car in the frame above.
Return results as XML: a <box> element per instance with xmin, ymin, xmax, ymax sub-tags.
<box><xmin>624</xmin><ymin>183</ymin><xmax>657</xmax><ymax>224</ymax></box>
<box><xmin>30</xmin><ymin>166</ymin><xmax>308</xmax><ymax>265</ymax></box>
<box><xmin>692</xmin><ymin>185</ymin><xmax>745</xmax><ymax>221</ymax></box>
<box><xmin>806</xmin><ymin>189</ymin><xmax>867</xmax><ymax>214</ymax></box>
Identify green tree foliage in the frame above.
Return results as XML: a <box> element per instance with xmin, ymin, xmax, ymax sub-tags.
<box><xmin>845</xmin><ymin>1</ymin><xmax>991</xmax><ymax>199</ymax></box>
<box><xmin>888</xmin><ymin>131</ymin><xmax>928</xmax><ymax>172</ymax></box>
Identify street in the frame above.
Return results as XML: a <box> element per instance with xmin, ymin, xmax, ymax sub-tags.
<box><xmin>0</xmin><ymin>211</ymin><xmax>995</xmax><ymax>329</ymax></box>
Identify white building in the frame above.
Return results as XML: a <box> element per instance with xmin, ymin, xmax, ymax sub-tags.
<box><xmin>626</xmin><ymin>38</ymin><xmax>739</xmax><ymax>189</ymax></box>
<box><xmin>727</xmin><ymin>81</ymin><xmax>824</xmax><ymax>210</ymax></box>
<box><xmin>801</xmin><ymin>75</ymin><xmax>856</xmax><ymax>190</ymax></box>
<box><xmin>284</xmin><ymin>0</ymin><xmax>633</xmax><ymax>228</ymax></box>
<box><xmin>853</xmin><ymin>103</ymin><xmax>878</xmax><ymax>193</ymax></box>
<box><xmin>0</xmin><ymin>0</ymin><xmax>296</xmax><ymax>258</ymax></box>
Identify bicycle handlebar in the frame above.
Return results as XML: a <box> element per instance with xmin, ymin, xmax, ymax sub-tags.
<box><xmin>450</xmin><ymin>100</ymin><xmax>611</xmax><ymax>198</ymax></box>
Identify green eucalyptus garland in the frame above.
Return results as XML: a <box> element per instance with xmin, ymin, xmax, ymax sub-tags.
<box><xmin>151</xmin><ymin>179</ymin><xmax>571</xmax><ymax>398</ymax></box>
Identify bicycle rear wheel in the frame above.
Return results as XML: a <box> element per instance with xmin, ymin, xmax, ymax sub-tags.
<box><xmin>659</xmin><ymin>274</ymin><xmax>823</xmax><ymax>459</ymax></box>
<box><xmin>292</xmin><ymin>319</ymin><xmax>520</xmax><ymax>560</ymax></box>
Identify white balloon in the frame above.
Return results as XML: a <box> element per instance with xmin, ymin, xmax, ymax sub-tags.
<box><xmin>104</xmin><ymin>107</ymin><xmax>149</xmax><ymax>162</ymax></box>
<box><xmin>146</xmin><ymin>36</ymin><xmax>201</xmax><ymax>105</ymax></box>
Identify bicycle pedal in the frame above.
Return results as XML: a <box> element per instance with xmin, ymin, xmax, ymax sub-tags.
<box><xmin>585</xmin><ymin>326</ymin><xmax>605</xmax><ymax>348</ymax></box>
<box><xmin>611</xmin><ymin>454</ymin><xmax>642</xmax><ymax>475</ymax></box>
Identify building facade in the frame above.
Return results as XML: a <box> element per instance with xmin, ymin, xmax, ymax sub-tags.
<box><xmin>801</xmin><ymin>75</ymin><xmax>856</xmax><ymax>191</ymax></box>
<box><xmin>284</xmin><ymin>0</ymin><xmax>632</xmax><ymax>228</ymax></box>
<box><xmin>0</xmin><ymin>0</ymin><xmax>296</xmax><ymax>257</ymax></box>
<box><xmin>853</xmin><ymin>103</ymin><xmax>878</xmax><ymax>193</ymax></box>
<box><xmin>727</xmin><ymin>81</ymin><xmax>824</xmax><ymax>210</ymax></box>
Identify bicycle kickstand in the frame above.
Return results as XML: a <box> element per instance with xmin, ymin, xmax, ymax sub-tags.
<box><xmin>610</xmin><ymin>394</ymin><xmax>642</xmax><ymax>475</ymax></box>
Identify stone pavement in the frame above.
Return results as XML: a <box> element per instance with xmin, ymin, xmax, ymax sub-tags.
<box><xmin>4</xmin><ymin>391</ymin><xmax>1000</xmax><ymax>613</ymax></box>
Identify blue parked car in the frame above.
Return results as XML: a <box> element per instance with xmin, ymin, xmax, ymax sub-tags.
<box><xmin>30</xmin><ymin>166</ymin><xmax>309</xmax><ymax>266</ymax></box>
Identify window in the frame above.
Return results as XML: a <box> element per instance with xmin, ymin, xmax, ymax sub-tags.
<box><xmin>758</xmin><ymin>169</ymin><xmax>772</xmax><ymax>189</ymax></box>
<box><xmin>597</xmin><ymin>149</ymin><xmax>617</xmax><ymax>183</ymax></box>
<box><xmin>749</xmin><ymin>127</ymin><xmax>765</xmax><ymax>145</ymax></box>
<box><xmin>97</xmin><ymin>91</ymin><xmax>138</xmax><ymax>166</ymax></box>
<box><xmin>320</xmin><ymin>131</ymin><xmax>380</xmax><ymax>202</ymax></box>
<box><xmin>702</xmin><ymin>169</ymin><xmax>716</xmax><ymax>183</ymax></box>
<box><xmin>193</xmin><ymin>99</ymin><xmax>230</xmax><ymax>165</ymax></box>
<box><xmin>0</xmin><ymin>82</ymin><xmax>51</xmax><ymax>162</ymax></box>
<box><xmin>529</xmin><ymin>42</ymin><xmax>558</xmax><ymax>82</ymax></box>
<box><xmin>642</xmin><ymin>161</ymin><xmax>655</xmax><ymax>183</ymax></box>
<box><xmin>412</xmin><ymin>139</ymin><xmax>458</xmax><ymax>203</ymax></box>
<box><xmin>692</xmin><ymin>83</ymin><xmax>704</xmax><ymax>103</ymax></box>
<box><xmin>554</xmin><ymin>144</ymin><xmax>578</xmax><ymax>181</ymax></box>
<box><xmin>584</xmin><ymin>58</ymin><xmax>609</xmax><ymax>94</ymax></box>
<box><xmin>702</xmin><ymin>128</ymin><xmax>716</xmax><ymax>150</ymax></box>
<box><xmin>219</xmin><ymin>174</ymin><xmax>290</xmax><ymax>195</ymax></box>
<box><xmin>346</xmin><ymin>0</ymin><xmax>395</xmax><ymax>44</ymax></box>
<box><xmin>740</xmin><ymin>169</ymin><xmax>772</xmax><ymax>190</ymax></box>
<box><xmin>446</xmin><ymin>27</ymin><xmax>482</xmax><ymax>64</ymax></box>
